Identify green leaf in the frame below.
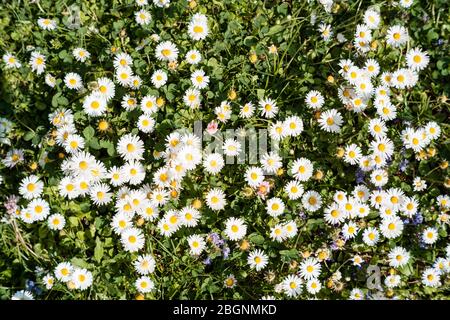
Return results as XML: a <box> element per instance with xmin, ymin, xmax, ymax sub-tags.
<box><xmin>69</xmin><ymin>216</ymin><xmax>79</xmax><ymax>227</ymax></box>
<box><xmin>83</xmin><ymin>126</ymin><xmax>95</xmax><ymax>140</ymax></box>
<box><xmin>426</xmin><ymin>30</ymin><xmax>439</xmax><ymax>42</ymax></box>
<box><xmin>266</xmin><ymin>24</ymin><xmax>284</xmax><ymax>36</ymax></box>
<box><xmin>23</xmin><ymin>131</ymin><xmax>35</xmax><ymax>141</ymax></box>
<box><xmin>248</xmin><ymin>233</ymin><xmax>265</xmax><ymax>245</ymax></box>
<box><xmin>94</xmin><ymin>237</ymin><xmax>104</xmax><ymax>263</ymax></box>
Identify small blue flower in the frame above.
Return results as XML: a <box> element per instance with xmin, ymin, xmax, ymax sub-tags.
<box><xmin>222</xmin><ymin>246</ymin><xmax>230</xmax><ymax>259</ymax></box>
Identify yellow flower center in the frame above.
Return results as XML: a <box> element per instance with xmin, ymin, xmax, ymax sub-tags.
<box><xmin>193</xmin><ymin>25</ymin><xmax>204</xmax><ymax>33</ymax></box>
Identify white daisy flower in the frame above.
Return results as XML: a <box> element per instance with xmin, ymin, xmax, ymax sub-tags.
<box><xmin>187</xmin><ymin>234</ymin><xmax>206</xmax><ymax>255</ymax></box>
<box><xmin>27</xmin><ymin>198</ymin><xmax>50</xmax><ymax>221</ymax></box>
<box><xmin>115</xmin><ymin>67</ymin><xmax>133</xmax><ymax>86</ymax></box>
<box><xmin>135</xmin><ymin>276</ymin><xmax>155</xmax><ymax>293</ymax></box>
<box><xmin>343</xmin><ymin>144</ymin><xmax>362</xmax><ymax>165</ymax></box>
<box><xmin>134</xmin><ymin>254</ymin><xmax>156</xmax><ymax>275</ymax></box>
<box><xmin>137</xmin><ymin>114</ymin><xmax>156</xmax><ymax>133</ymax></box>
<box><xmin>19</xmin><ymin>175</ymin><xmax>44</xmax><ymax>200</ymax></box>
<box><xmin>284</xmin><ymin>115</ymin><xmax>304</xmax><ymax>137</ymax></box>
<box><xmin>364</xmin><ymin>9</ymin><xmax>381</xmax><ymax>29</ymax></box>
<box><xmin>362</xmin><ymin>227</ymin><xmax>380</xmax><ymax>246</ymax></box>
<box><xmin>205</xmin><ymin>188</ymin><xmax>227</xmax><ymax>211</ymax></box>
<box><xmin>222</xmin><ymin>138</ymin><xmax>242</xmax><ymax>157</ymax></box>
<box><xmin>121</xmin><ymin>95</ymin><xmax>138</xmax><ymax>111</ymax></box>
<box><xmin>203</xmin><ymin>153</ymin><xmax>225</xmax><ymax>175</ymax></box>
<box><xmin>318</xmin><ymin>109</ymin><xmax>343</xmax><ymax>133</ymax></box>
<box><xmin>239</xmin><ymin>102</ymin><xmax>255</xmax><ymax>118</ymax></box>
<box><xmin>422</xmin><ymin>268</ymin><xmax>441</xmax><ymax>287</ymax></box>
<box><xmin>155</xmin><ymin>41</ymin><xmax>178</xmax><ymax>61</ymax></box>
<box><xmin>122</xmin><ymin>161</ymin><xmax>146</xmax><ymax>186</ymax></box>
<box><xmin>117</xmin><ymin>134</ymin><xmax>144</xmax><ymax>162</ymax></box>
<box><xmin>29</xmin><ymin>51</ymin><xmax>46</xmax><ymax>74</ymax></box>
<box><xmin>284</xmin><ymin>180</ymin><xmax>304</xmax><ymax>200</ymax></box>
<box><xmin>71</xmin><ymin>268</ymin><xmax>93</xmax><ymax>290</ymax></box>
<box><xmin>47</xmin><ymin>214</ymin><xmax>66</xmax><ymax>231</ymax></box>
<box><xmin>305</xmin><ymin>90</ymin><xmax>324</xmax><ymax>109</ymax></box>
<box><xmin>191</xmin><ymin>69</ymin><xmax>209</xmax><ymax>89</ymax></box>
<box><xmin>72</xmin><ymin>47</ymin><xmax>90</xmax><ymax>62</ymax></box>
<box><xmin>179</xmin><ymin>206</ymin><xmax>201</xmax><ymax>227</ymax></box>
<box><xmin>302</xmin><ymin>191</ymin><xmax>322</xmax><ymax>212</ymax></box>
<box><xmin>380</xmin><ymin>216</ymin><xmax>404</xmax><ymax>239</ymax></box>
<box><xmin>121</xmin><ymin>227</ymin><xmax>145</xmax><ymax>252</ymax></box>
<box><xmin>64</xmin><ymin>72</ymin><xmax>83</xmax><ymax>90</ymax></box>
<box><xmin>282</xmin><ymin>274</ymin><xmax>303</xmax><ymax>298</ymax></box>
<box><xmin>247</xmin><ymin>249</ymin><xmax>269</xmax><ymax>271</ymax></box>
<box><xmin>151</xmin><ymin>69</ymin><xmax>168</xmax><ymax>88</ymax></box>
<box><xmin>135</xmin><ymin>9</ymin><xmax>151</xmax><ymax>25</ymax></box>
<box><xmin>422</xmin><ymin>227</ymin><xmax>438</xmax><ymax>245</ymax></box>
<box><xmin>45</xmin><ymin>73</ymin><xmax>57</xmax><ymax>87</ymax></box>
<box><xmin>37</xmin><ymin>18</ymin><xmax>57</xmax><ymax>30</ymax></box>
<box><xmin>183</xmin><ymin>88</ymin><xmax>201</xmax><ymax>108</ymax></box>
<box><xmin>299</xmin><ymin>258</ymin><xmax>321</xmax><ymax>280</ymax></box>
<box><xmin>266</xmin><ymin>197</ymin><xmax>285</xmax><ymax>217</ymax></box>
<box><xmin>342</xmin><ymin>221</ymin><xmax>359</xmax><ymax>240</ymax></box>
<box><xmin>188</xmin><ymin>17</ymin><xmax>209</xmax><ymax>40</ymax></box>
<box><xmin>185</xmin><ymin>49</ymin><xmax>202</xmax><ymax>65</ymax></box>
<box><xmin>114</xmin><ymin>52</ymin><xmax>133</xmax><ymax>69</ymax></box>
<box><xmin>259</xmin><ymin>98</ymin><xmax>278</xmax><ymax>118</ymax></box>
<box><xmin>54</xmin><ymin>262</ymin><xmax>73</xmax><ymax>282</ymax></box>
<box><xmin>2</xmin><ymin>53</ymin><xmax>21</xmax><ymax>68</ymax></box>
<box><xmin>83</xmin><ymin>94</ymin><xmax>107</xmax><ymax>117</ymax></box>
<box><xmin>64</xmin><ymin>134</ymin><xmax>85</xmax><ymax>154</ymax></box>
<box><xmin>224</xmin><ymin>217</ymin><xmax>247</xmax><ymax>241</ymax></box>
<box><xmin>386</xmin><ymin>25</ymin><xmax>409</xmax><ymax>47</ymax></box>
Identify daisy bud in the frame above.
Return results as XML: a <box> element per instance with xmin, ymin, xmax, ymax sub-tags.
<box><xmin>317</xmin><ymin>251</ymin><xmax>325</xmax><ymax>261</ymax></box>
<box><xmin>440</xmin><ymin>161</ymin><xmax>448</xmax><ymax>169</ymax></box>
<box><xmin>189</xmin><ymin>0</ymin><xmax>197</xmax><ymax>9</ymax></box>
<box><xmin>314</xmin><ymin>110</ymin><xmax>321</xmax><ymax>119</ymax></box>
<box><xmin>242</xmin><ymin>186</ymin><xmax>254</xmax><ymax>198</ymax></box>
<box><xmin>427</xmin><ymin>147</ymin><xmax>436</xmax><ymax>157</ymax></box>
<box><xmin>327</xmin><ymin>75</ymin><xmax>334</xmax><ymax>83</ymax></box>
<box><xmin>136</xmin><ymin>217</ymin><xmax>145</xmax><ymax>227</ymax></box>
<box><xmin>249</xmin><ymin>53</ymin><xmax>258</xmax><ymax>63</ymax></box>
<box><xmin>371</xmin><ymin>40</ymin><xmax>378</xmax><ymax>50</ymax></box>
<box><xmin>289</xmin><ymin>260</ymin><xmax>298</xmax><ymax>270</ymax></box>
<box><xmin>67</xmin><ymin>281</ymin><xmax>76</xmax><ymax>290</ymax></box>
<box><xmin>168</xmin><ymin>60</ymin><xmax>178</xmax><ymax>70</ymax></box>
<box><xmin>228</xmin><ymin>89</ymin><xmax>237</xmax><ymax>100</ymax></box>
<box><xmin>135</xmin><ymin>294</ymin><xmax>145</xmax><ymax>300</ymax></box>
<box><xmin>264</xmin><ymin>270</ymin><xmax>276</xmax><ymax>283</ymax></box>
<box><xmin>58</xmin><ymin>153</ymin><xmax>65</xmax><ymax>159</ymax></box>
<box><xmin>98</xmin><ymin>120</ymin><xmax>109</xmax><ymax>132</ymax></box>
<box><xmin>314</xmin><ymin>170</ymin><xmax>324</xmax><ymax>180</ymax></box>
<box><xmin>326</xmin><ymin>279</ymin><xmax>334</xmax><ymax>289</ymax></box>
<box><xmin>334</xmin><ymin>281</ymin><xmax>344</xmax><ymax>292</ymax></box>
<box><xmin>239</xmin><ymin>239</ymin><xmax>250</xmax><ymax>251</ymax></box>
<box><xmin>192</xmin><ymin>198</ymin><xmax>202</xmax><ymax>209</ymax></box>
<box><xmin>444</xmin><ymin>178</ymin><xmax>450</xmax><ymax>189</ymax></box>
<box><xmin>29</xmin><ymin>162</ymin><xmax>38</xmax><ymax>171</ymax></box>
<box><xmin>336</xmin><ymin>147</ymin><xmax>345</xmax><ymax>158</ymax></box>
<box><xmin>301</xmin><ymin>251</ymin><xmax>311</xmax><ymax>258</ymax></box>
<box><xmin>156</xmin><ymin>97</ymin><xmax>165</xmax><ymax>107</ymax></box>
<box><xmin>276</xmin><ymin>168</ymin><xmax>284</xmax><ymax>176</ymax></box>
